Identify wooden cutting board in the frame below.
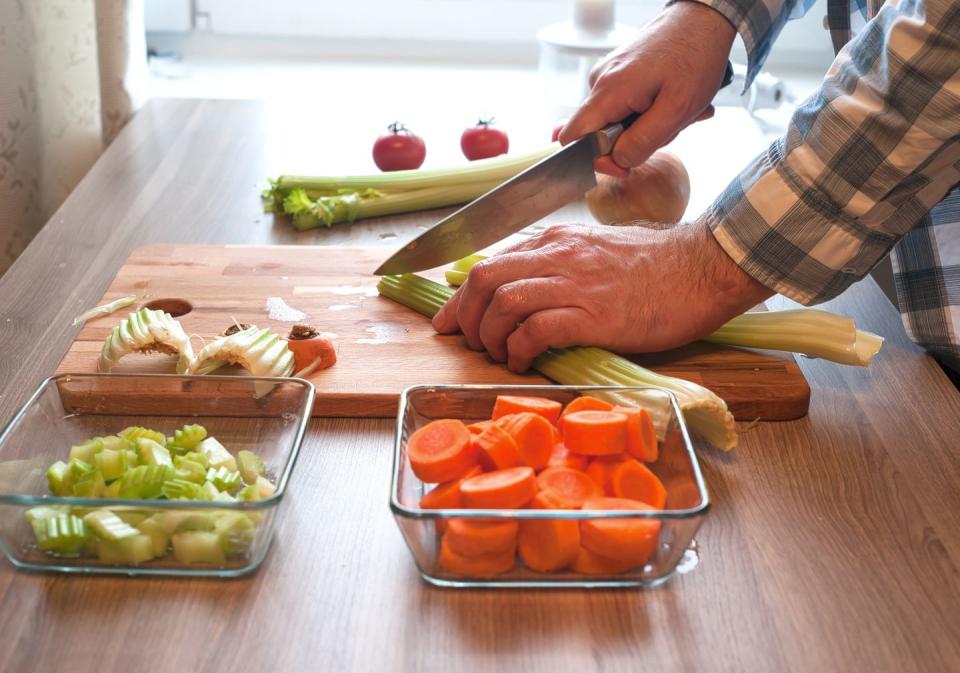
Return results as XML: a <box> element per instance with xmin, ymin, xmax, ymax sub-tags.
<box><xmin>56</xmin><ymin>244</ymin><xmax>810</xmax><ymax>420</ymax></box>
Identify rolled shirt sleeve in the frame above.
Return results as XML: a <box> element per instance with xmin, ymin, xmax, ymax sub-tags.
<box><xmin>704</xmin><ymin>0</ymin><xmax>960</xmax><ymax>305</ymax></box>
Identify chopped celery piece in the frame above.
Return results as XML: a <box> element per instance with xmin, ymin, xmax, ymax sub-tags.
<box><xmin>237</xmin><ymin>450</ymin><xmax>265</xmax><ymax>485</ymax></box>
<box><xmin>99</xmin><ymin>435</ymin><xmax>134</xmax><ymax>452</ymax></box>
<box><xmin>84</xmin><ymin>510</ymin><xmax>140</xmax><ymax>540</ymax></box>
<box><xmin>206</xmin><ymin>466</ymin><xmax>241</xmax><ymax>492</ymax></box>
<box><xmin>198</xmin><ymin>437</ymin><xmax>237</xmax><ymax>472</ymax></box>
<box><xmin>94</xmin><ymin>449</ymin><xmax>126</xmax><ymax>483</ymax></box>
<box><xmin>213</xmin><ymin>491</ymin><xmax>236</xmax><ymax>503</ymax></box>
<box><xmin>46</xmin><ymin>461</ymin><xmax>69</xmax><ymax>496</ymax></box>
<box><xmin>136</xmin><ymin>517</ymin><xmax>170</xmax><ymax>556</ymax></box>
<box><xmin>255</xmin><ymin>476</ymin><xmax>277</xmax><ymax>499</ymax></box>
<box><xmin>104</xmin><ymin>480</ymin><xmax>121</xmax><ymax>498</ymax></box>
<box><xmin>71</xmin><ymin>471</ymin><xmax>106</xmax><ymax>498</ymax></box>
<box><xmin>237</xmin><ymin>484</ymin><xmax>261</xmax><ymax>502</ymax></box>
<box><xmin>215</xmin><ymin>512</ymin><xmax>255</xmax><ymax>555</ymax></box>
<box><xmin>159</xmin><ymin>510</ymin><xmax>216</xmax><ymax>534</ymax></box>
<box><xmin>166</xmin><ymin>424</ymin><xmax>208</xmax><ymax>456</ymax></box>
<box><xmin>38</xmin><ymin>513</ymin><xmax>88</xmax><ymax>556</ymax></box>
<box><xmin>181</xmin><ymin>451</ymin><xmax>209</xmax><ymax>469</ymax></box>
<box><xmin>172</xmin><ymin>531</ymin><xmax>226</xmax><ymax>564</ymax></box>
<box><xmin>68</xmin><ymin>458</ymin><xmax>95</xmax><ymax>482</ymax></box>
<box><xmin>137</xmin><ymin>438</ymin><xmax>173</xmax><ymax>467</ymax></box>
<box><xmin>69</xmin><ymin>438</ymin><xmax>103</xmax><ymax>464</ymax></box>
<box><xmin>97</xmin><ymin>534</ymin><xmax>155</xmax><ymax>564</ymax></box>
<box><xmin>112</xmin><ymin>508</ymin><xmax>150</xmax><ymax>526</ymax></box>
<box><xmin>173</xmin><ymin>457</ymin><xmax>207</xmax><ymax>484</ymax></box>
<box><xmin>117</xmin><ymin>464</ymin><xmax>175</xmax><ymax>499</ymax></box>
<box><xmin>200</xmin><ymin>482</ymin><xmax>220</xmax><ymax>500</ymax></box>
<box><xmin>161</xmin><ymin>478</ymin><xmax>209</xmax><ymax>501</ymax></box>
<box><xmin>119</xmin><ymin>426</ymin><xmax>166</xmax><ymax>446</ymax></box>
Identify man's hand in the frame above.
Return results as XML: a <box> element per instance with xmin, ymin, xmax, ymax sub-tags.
<box><xmin>432</xmin><ymin>222</ymin><xmax>772</xmax><ymax>372</ymax></box>
<box><xmin>559</xmin><ymin>1</ymin><xmax>736</xmax><ymax>176</ymax></box>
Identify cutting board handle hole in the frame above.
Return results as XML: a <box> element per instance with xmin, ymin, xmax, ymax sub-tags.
<box><xmin>142</xmin><ymin>298</ymin><xmax>193</xmax><ymax>317</ymax></box>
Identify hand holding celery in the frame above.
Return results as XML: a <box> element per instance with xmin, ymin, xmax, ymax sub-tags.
<box><xmin>444</xmin><ymin>254</ymin><xmax>883</xmax><ymax>367</ymax></box>
<box><xmin>29</xmin><ymin>425</ymin><xmax>273</xmax><ymax>565</ymax></box>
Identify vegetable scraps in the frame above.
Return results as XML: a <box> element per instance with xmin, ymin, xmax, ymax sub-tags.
<box><xmin>29</xmin><ymin>425</ymin><xmax>273</xmax><ymax>565</ymax></box>
<box><xmin>412</xmin><ymin>394</ymin><xmax>666</xmax><ymax>577</ymax></box>
<box><xmin>262</xmin><ymin>144</ymin><xmax>559</xmax><ymax>230</ymax></box>
<box><xmin>98</xmin><ymin>308</ymin><xmax>195</xmax><ymax>375</ymax></box>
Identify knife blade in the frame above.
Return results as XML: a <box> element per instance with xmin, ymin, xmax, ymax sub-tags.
<box><xmin>373</xmin><ymin>123</ymin><xmax>626</xmax><ymax>276</ymax></box>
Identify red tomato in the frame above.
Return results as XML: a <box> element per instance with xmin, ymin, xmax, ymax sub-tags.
<box><xmin>372</xmin><ymin>122</ymin><xmax>426</xmax><ymax>172</ymax></box>
<box><xmin>460</xmin><ymin>118</ymin><xmax>509</xmax><ymax>161</ymax></box>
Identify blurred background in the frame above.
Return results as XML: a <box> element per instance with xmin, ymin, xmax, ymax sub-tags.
<box><xmin>0</xmin><ymin>0</ymin><xmax>832</xmax><ymax>275</ymax></box>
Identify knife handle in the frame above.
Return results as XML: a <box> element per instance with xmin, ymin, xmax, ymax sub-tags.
<box><xmin>594</xmin><ymin>60</ymin><xmax>735</xmax><ymax>155</ymax></box>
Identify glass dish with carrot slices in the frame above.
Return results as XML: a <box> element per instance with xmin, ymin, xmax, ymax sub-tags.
<box><xmin>390</xmin><ymin>385</ymin><xmax>709</xmax><ymax>588</ymax></box>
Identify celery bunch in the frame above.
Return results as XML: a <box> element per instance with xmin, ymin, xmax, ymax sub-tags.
<box><xmin>263</xmin><ymin>145</ymin><xmax>559</xmax><ymax>230</ymax></box>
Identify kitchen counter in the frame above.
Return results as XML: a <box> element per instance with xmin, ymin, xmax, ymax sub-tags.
<box><xmin>0</xmin><ymin>98</ymin><xmax>957</xmax><ymax>673</ymax></box>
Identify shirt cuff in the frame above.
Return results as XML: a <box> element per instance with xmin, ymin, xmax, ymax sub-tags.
<box><xmin>703</xmin><ymin>140</ymin><xmax>899</xmax><ymax>306</ymax></box>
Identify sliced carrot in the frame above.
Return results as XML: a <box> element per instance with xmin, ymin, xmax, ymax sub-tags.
<box><xmin>491</xmin><ymin>395</ymin><xmax>562</xmax><ymax>425</ymax></box>
<box><xmin>473</xmin><ymin>422</ymin><xmax>524</xmax><ymax>471</ymax></box>
<box><xmin>580</xmin><ymin>497</ymin><xmax>661</xmax><ymax>565</ymax></box>
<box><xmin>518</xmin><ymin>492</ymin><xmax>580</xmax><ymax>573</ymax></box>
<box><xmin>438</xmin><ymin>535</ymin><xmax>515</xmax><ymax>577</ymax></box>
<box><xmin>407</xmin><ymin>419</ymin><xmax>477</xmax><ymax>483</ymax></box>
<box><xmin>419</xmin><ymin>465</ymin><xmax>483</xmax><ymax>510</ymax></box>
<box><xmin>614</xmin><ymin>405</ymin><xmax>658</xmax><ymax>463</ymax></box>
<box><xmin>609</xmin><ymin>460</ymin><xmax>667</xmax><ymax>509</ymax></box>
<box><xmin>445</xmin><ymin>517</ymin><xmax>519</xmax><ymax>557</ymax></box>
<box><xmin>559</xmin><ymin>396</ymin><xmax>614</xmax><ymax>431</ymax></box>
<box><xmin>570</xmin><ymin>545</ymin><xmax>639</xmax><ymax>575</ymax></box>
<box><xmin>561</xmin><ymin>410</ymin><xmax>628</xmax><ymax>456</ymax></box>
<box><xmin>546</xmin><ymin>443</ymin><xmax>590</xmax><ymax>471</ymax></box>
<box><xmin>496</xmin><ymin>412</ymin><xmax>555</xmax><ymax>470</ymax></box>
<box><xmin>460</xmin><ymin>466</ymin><xmax>538</xmax><ymax>509</ymax></box>
<box><xmin>467</xmin><ymin>420</ymin><xmax>493</xmax><ymax>435</ymax></box>
<box><xmin>535</xmin><ymin>467</ymin><xmax>602</xmax><ymax>509</ymax></box>
<box><xmin>584</xmin><ymin>455</ymin><xmax>630</xmax><ymax>495</ymax></box>
<box><xmin>286</xmin><ymin>328</ymin><xmax>337</xmax><ymax>373</ymax></box>
<box><xmin>420</xmin><ymin>465</ymin><xmax>483</xmax><ymax>535</ymax></box>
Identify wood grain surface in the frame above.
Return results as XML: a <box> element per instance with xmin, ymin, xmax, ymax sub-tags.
<box><xmin>55</xmin><ymin>243</ymin><xmax>809</xmax><ymax>420</ymax></box>
<box><xmin>0</xmin><ymin>99</ymin><xmax>958</xmax><ymax>673</ymax></box>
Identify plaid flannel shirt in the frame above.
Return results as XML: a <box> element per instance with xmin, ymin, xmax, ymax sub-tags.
<box><xmin>686</xmin><ymin>0</ymin><xmax>960</xmax><ymax>371</ymax></box>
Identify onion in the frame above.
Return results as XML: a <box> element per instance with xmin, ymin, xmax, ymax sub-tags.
<box><xmin>585</xmin><ymin>151</ymin><xmax>690</xmax><ymax>226</ymax></box>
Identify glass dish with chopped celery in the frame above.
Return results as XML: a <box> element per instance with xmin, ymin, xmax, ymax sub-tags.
<box><xmin>0</xmin><ymin>374</ymin><xmax>313</xmax><ymax>577</ymax></box>
<box><xmin>31</xmin><ymin>424</ymin><xmax>275</xmax><ymax>566</ymax></box>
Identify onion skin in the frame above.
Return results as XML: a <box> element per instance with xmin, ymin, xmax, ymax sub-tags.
<box><xmin>585</xmin><ymin>151</ymin><xmax>691</xmax><ymax>226</ymax></box>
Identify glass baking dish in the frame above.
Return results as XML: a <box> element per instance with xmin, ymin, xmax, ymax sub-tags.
<box><xmin>390</xmin><ymin>384</ymin><xmax>709</xmax><ymax>588</ymax></box>
<box><xmin>0</xmin><ymin>373</ymin><xmax>313</xmax><ymax>577</ymax></box>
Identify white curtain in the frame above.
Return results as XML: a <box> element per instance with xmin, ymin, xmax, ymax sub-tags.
<box><xmin>0</xmin><ymin>0</ymin><xmax>148</xmax><ymax>275</ymax></box>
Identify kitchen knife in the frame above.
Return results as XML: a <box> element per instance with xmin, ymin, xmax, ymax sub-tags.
<box><xmin>373</xmin><ymin>64</ymin><xmax>733</xmax><ymax>276</ymax></box>
<box><xmin>372</xmin><ymin>121</ymin><xmax>629</xmax><ymax>276</ymax></box>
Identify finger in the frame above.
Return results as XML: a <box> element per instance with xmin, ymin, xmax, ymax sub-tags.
<box><xmin>611</xmin><ymin>96</ymin><xmax>689</xmax><ymax>169</ymax></box>
<box><xmin>693</xmin><ymin>105</ymin><xmax>715</xmax><ymax>122</ymax></box>
<box><xmin>594</xmin><ymin>156</ymin><xmax>629</xmax><ymax>178</ymax></box>
<box><xmin>478</xmin><ymin>277</ymin><xmax>573</xmax><ymax>362</ymax></box>
<box><xmin>505</xmin><ymin>307</ymin><xmax>591</xmax><ymax>373</ymax></box>
<box><xmin>557</xmin><ymin>88</ymin><xmax>633</xmax><ymax>145</ymax></box>
<box><xmin>455</xmin><ymin>251</ymin><xmax>553</xmax><ymax>351</ymax></box>
<box><xmin>432</xmin><ymin>285</ymin><xmax>465</xmax><ymax>334</ymax></box>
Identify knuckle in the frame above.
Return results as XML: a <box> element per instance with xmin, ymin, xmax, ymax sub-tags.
<box><xmin>466</xmin><ymin>261</ymin><xmax>494</xmax><ymax>289</ymax></box>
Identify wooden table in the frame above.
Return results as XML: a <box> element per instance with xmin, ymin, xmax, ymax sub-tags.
<box><xmin>1</xmin><ymin>99</ymin><xmax>958</xmax><ymax>673</ymax></box>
